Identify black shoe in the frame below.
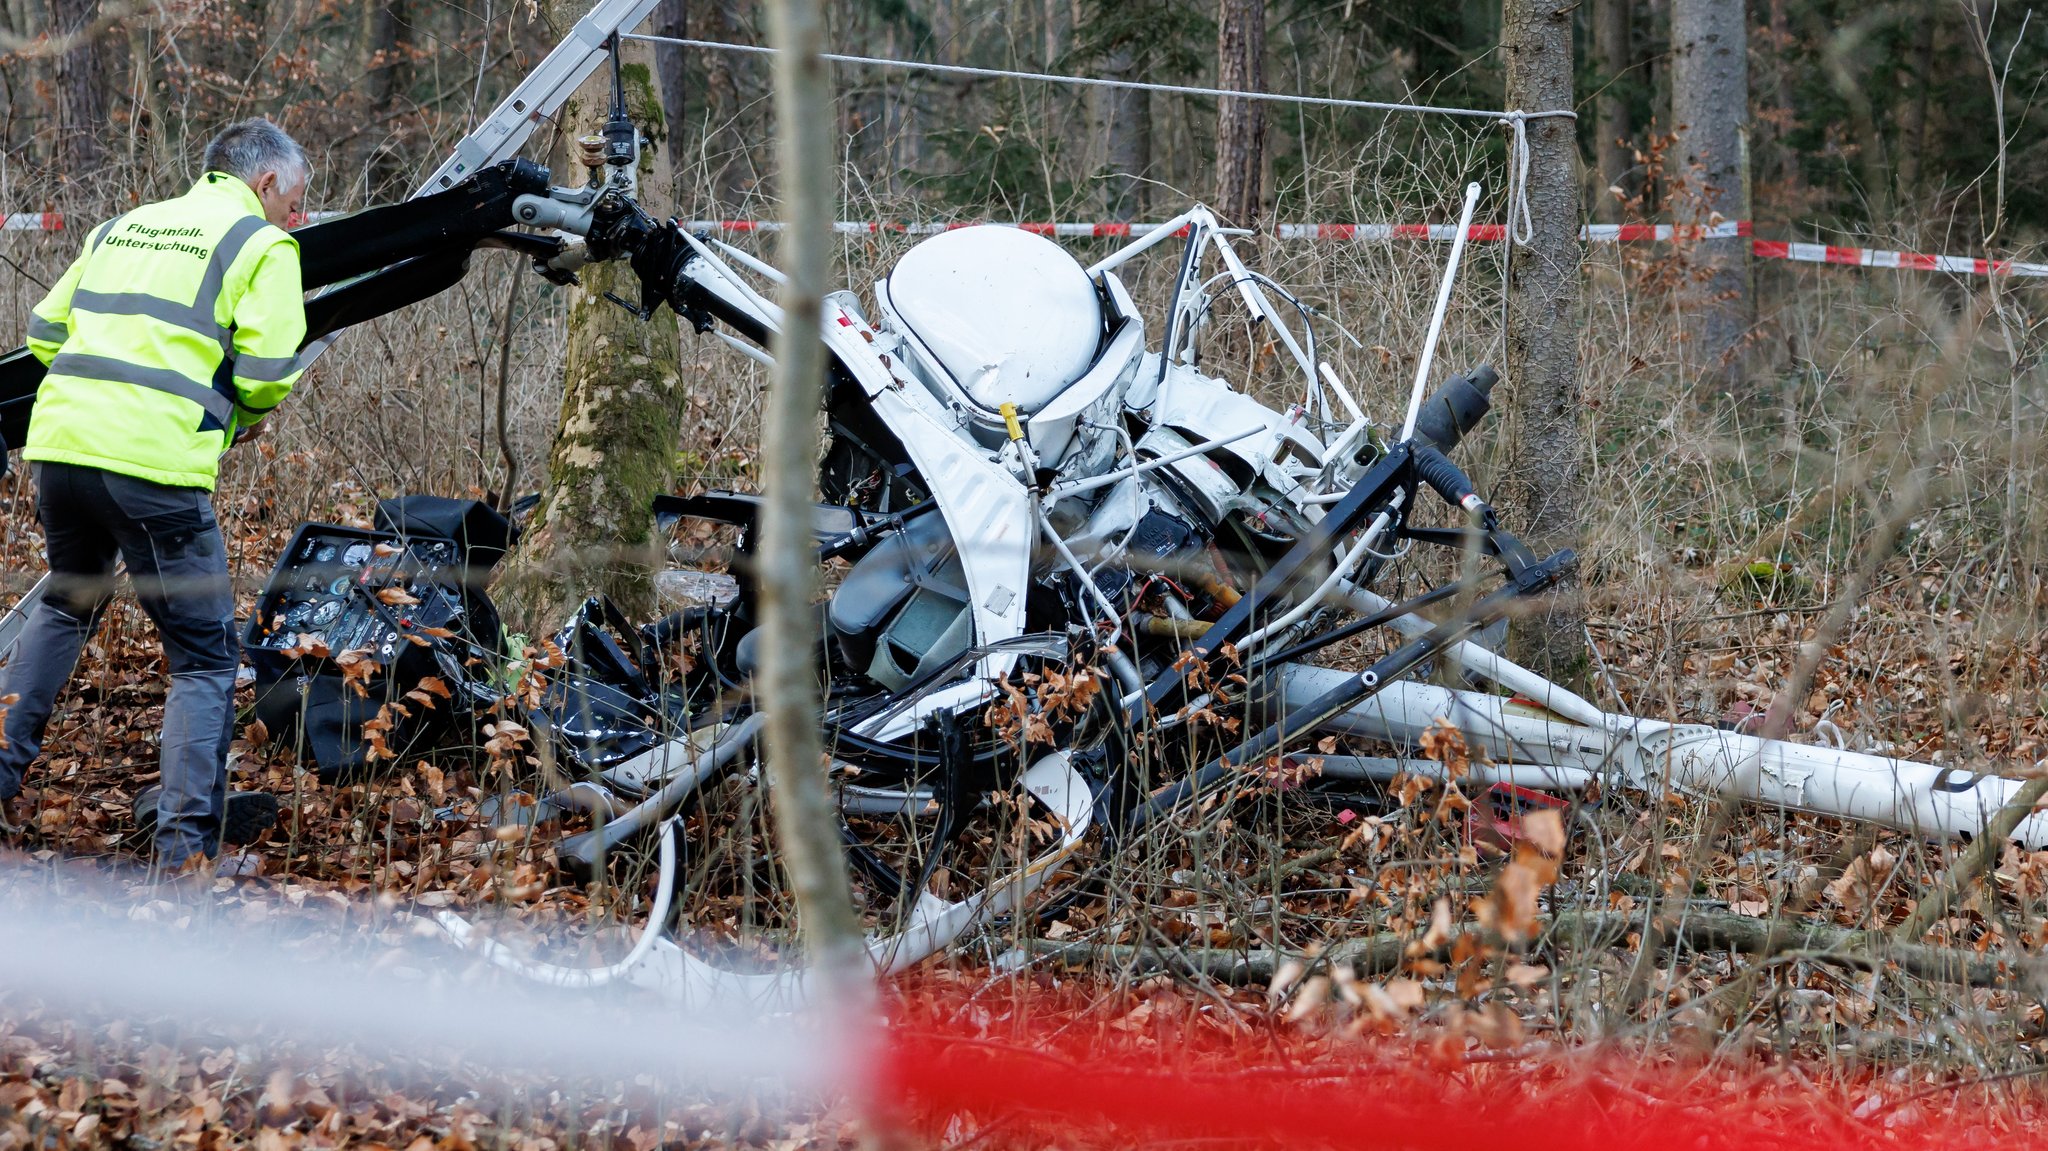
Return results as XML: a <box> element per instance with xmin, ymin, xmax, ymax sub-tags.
<box><xmin>132</xmin><ymin>787</ymin><xmax>280</xmax><ymax>848</ymax></box>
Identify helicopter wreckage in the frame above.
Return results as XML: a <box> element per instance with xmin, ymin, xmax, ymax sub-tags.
<box><xmin>239</xmin><ymin>194</ymin><xmax>2047</xmax><ymax>1009</ymax></box>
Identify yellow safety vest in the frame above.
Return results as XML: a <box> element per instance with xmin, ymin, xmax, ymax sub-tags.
<box><xmin>25</xmin><ymin>172</ymin><xmax>305</xmax><ymax>490</ymax></box>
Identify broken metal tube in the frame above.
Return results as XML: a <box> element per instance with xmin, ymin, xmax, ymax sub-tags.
<box><xmin>1333</xmin><ymin>580</ymin><xmax>1611</xmax><ymax>729</ymax></box>
<box><xmin>1312</xmin><ymin>754</ymin><xmax>1592</xmax><ymax>792</ymax></box>
<box><xmin>557</xmin><ymin>713</ymin><xmax>768</xmax><ymax>880</ymax></box>
<box><xmin>1398</xmin><ymin>182</ymin><xmax>1482</xmax><ymax>444</ymax></box>
<box><xmin>438</xmin><ymin>818</ymin><xmax>683</xmax><ymax>990</ymax></box>
<box><xmin>1269</xmin><ymin>662</ymin><xmax>2048</xmax><ymax>849</ymax></box>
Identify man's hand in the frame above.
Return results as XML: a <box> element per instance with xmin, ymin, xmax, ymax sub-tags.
<box><xmin>233</xmin><ymin>421</ymin><xmax>267</xmax><ymax>446</ymax></box>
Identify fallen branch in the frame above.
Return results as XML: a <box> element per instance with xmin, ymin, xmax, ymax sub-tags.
<box><xmin>1025</xmin><ymin>908</ymin><xmax>2048</xmax><ymax>989</ymax></box>
<box><xmin>1893</xmin><ymin>776</ymin><xmax>2048</xmax><ymax>942</ymax></box>
<box><xmin>1550</xmin><ymin>909</ymin><xmax>2037</xmax><ymax>987</ymax></box>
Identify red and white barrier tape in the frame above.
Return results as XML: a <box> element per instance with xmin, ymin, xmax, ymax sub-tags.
<box><xmin>1746</xmin><ymin>238</ymin><xmax>2047</xmax><ymax>277</ymax></box>
<box><xmin>11</xmin><ymin>211</ymin><xmax>2045</xmax><ymax>277</ymax></box>
<box><xmin>1280</xmin><ymin>220</ymin><xmax>1753</xmax><ymax>241</ymax></box>
<box><xmin>670</xmin><ymin>219</ymin><xmax>1761</xmax><ymax>241</ymax></box>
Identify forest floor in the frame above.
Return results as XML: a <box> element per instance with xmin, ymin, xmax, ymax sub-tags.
<box><xmin>3</xmin><ymin>422</ymin><xmax>2048</xmax><ymax>1151</ymax></box>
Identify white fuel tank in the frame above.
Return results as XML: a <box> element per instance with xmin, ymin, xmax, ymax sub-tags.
<box><xmin>884</xmin><ymin>226</ymin><xmax>1101</xmax><ymax>414</ymax></box>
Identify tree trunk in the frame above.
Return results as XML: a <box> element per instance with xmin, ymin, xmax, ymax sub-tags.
<box><xmin>1026</xmin><ymin>908</ymin><xmax>2038</xmax><ymax>989</ymax></box>
<box><xmin>652</xmin><ymin>0</ymin><xmax>688</xmax><ymax>139</ymax></box>
<box><xmin>0</xmin><ymin>0</ymin><xmax>41</xmax><ymax>164</ymax></box>
<box><xmin>125</xmin><ymin>20</ymin><xmax>171</xmax><ymax>177</ymax></box>
<box><xmin>1042</xmin><ymin>0</ymin><xmax>1065</xmax><ymax>66</ymax></box>
<box><xmin>699</xmin><ymin>0</ymin><xmax>749</xmax><ymax>207</ymax></box>
<box><xmin>1671</xmin><ymin>0</ymin><xmax>1751</xmax><ymax>398</ymax></box>
<box><xmin>1895</xmin><ymin>0</ymin><xmax>1937</xmax><ymax>207</ymax></box>
<box><xmin>1760</xmin><ymin>0</ymin><xmax>1801</xmax><ymax>211</ymax></box>
<box><xmin>491</xmin><ymin>4</ymin><xmax>689</xmax><ymax>635</ymax></box>
<box><xmin>836</xmin><ymin>4</ymin><xmax>884</xmax><ymax>186</ymax></box>
<box><xmin>761</xmin><ymin>0</ymin><xmax>873</xmax><ymax>1029</ymax></box>
<box><xmin>50</xmin><ymin>0</ymin><xmax>107</xmax><ymax>175</ymax></box>
<box><xmin>1499</xmin><ymin>0</ymin><xmax>1587</xmax><ymax>687</ymax></box>
<box><xmin>1096</xmin><ymin>44</ymin><xmax>1150</xmax><ymax>221</ymax></box>
<box><xmin>1213</xmin><ymin>0</ymin><xmax>1265</xmax><ymax>226</ymax></box>
<box><xmin>651</xmin><ymin>0</ymin><xmax>690</xmax><ymax>205</ymax></box>
<box><xmin>884</xmin><ymin>17</ymin><xmax>922</xmax><ymax>199</ymax></box>
<box><xmin>933</xmin><ymin>0</ymin><xmax>957</xmax><ymax>63</ymax></box>
<box><xmin>1809</xmin><ymin>7</ymin><xmax>1886</xmax><ymax>219</ymax></box>
<box><xmin>1591</xmin><ymin>0</ymin><xmax>1633</xmax><ymax>221</ymax></box>
<box><xmin>359</xmin><ymin>1</ymin><xmax>410</xmax><ymax>200</ymax></box>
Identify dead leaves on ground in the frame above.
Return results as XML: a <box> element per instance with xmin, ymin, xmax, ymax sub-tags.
<box><xmin>983</xmin><ymin>664</ymin><xmax>1105</xmax><ymax>751</ymax></box>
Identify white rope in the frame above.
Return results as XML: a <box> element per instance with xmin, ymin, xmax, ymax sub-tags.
<box><xmin>633</xmin><ymin>26</ymin><xmax>1563</xmax><ymax>386</ymax></box>
<box><xmin>634</xmin><ymin>31</ymin><xmax>1562</xmax><ymax>251</ymax></box>
<box><xmin>1502</xmin><ymin>112</ymin><xmax>1536</xmax><ymax>247</ymax></box>
<box><xmin>625</xmin><ymin>32</ymin><xmax>1576</xmax><ymax>128</ymax></box>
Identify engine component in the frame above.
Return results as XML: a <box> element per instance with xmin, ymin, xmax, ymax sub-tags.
<box><xmin>828</xmin><ymin>510</ymin><xmax>974</xmax><ymax>692</ymax></box>
<box><xmin>1411</xmin><ymin>364</ymin><xmax>1499</xmax><ymax>454</ymax></box>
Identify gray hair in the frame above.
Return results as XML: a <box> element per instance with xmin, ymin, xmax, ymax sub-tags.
<box><xmin>202</xmin><ymin>118</ymin><xmax>309</xmax><ymax>188</ymax></box>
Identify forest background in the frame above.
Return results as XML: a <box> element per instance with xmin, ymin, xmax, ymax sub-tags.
<box><xmin>1</xmin><ymin>0</ymin><xmax>2040</xmax><ymax>239</ymax></box>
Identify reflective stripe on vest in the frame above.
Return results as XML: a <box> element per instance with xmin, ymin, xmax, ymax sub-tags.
<box><xmin>45</xmin><ymin>351</ymin><xmax>237</xmax><ymax>426</ymax></box>
<box><xmin>232</xmin><ymin>354</ymin><xmax>299</xmax><ymax>383</ymax></box>
<box><xmin>27</xmin><ymin>315</ymin><xmax>68</xmax><ymax>344</ymax></box>
<box><xmin>68</xmin><ymin>215</ymin><xmax>271</xmax><ymax>356</ymax></box>
<box><xmin>88</xmin><ymin>215</ymin><xmax>128</xmax><ymax>254</ymax></box>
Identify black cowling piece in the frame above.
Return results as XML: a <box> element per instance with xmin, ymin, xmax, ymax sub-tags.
<box><xmin>536</xmin><ymin>675</ymin><xmax>685</xmax><ymax>775</ymax></box>
<box><xmin>0</xmin><ymin>347</ymin><xmax>36</xmax><ymax>452</ymax></box>
<box><xmin>838</xmin><ymin>707</ymin><xmax>1004</xmax><ymax>917</ymax></box>
<box><xmin>557</xmin><ymin>596</ymin><xmax>654</xmax><ymax>696</ymax></box>
<box><xmin>374</xmin><ymin>495</ymin><xmax>515</xmax><ymax>582</ymax></box>
<box><xmin>1412</xmin><ymin>364</ymin><xmax>1498</xmax><ymax>454</ymax></box>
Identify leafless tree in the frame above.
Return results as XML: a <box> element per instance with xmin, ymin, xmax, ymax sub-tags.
<box><xmin>760</xmin><ymin>0</ymin><xmax>873</xmax><ymax>1018</ymax></box>
<box><xmin>50</xmin><ymin>0</ymin><xmax>107</xmax><ymax>174</ymax></box>
<box><xmin>1671</xmin><ymin>0</ymin><xmax>1753</xmax><ymax>397</ymax></box>
<box><xmin>1499</xmin><ymin>0</ymin><xmax>1587</xmax><ymax>686</ymax></box>
<box><xmin>1214</xmin><ymin>0</ymin><xmax>1265</xmax><ymax>226</ymax></box>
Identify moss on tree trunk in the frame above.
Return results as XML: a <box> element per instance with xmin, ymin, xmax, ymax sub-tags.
<box><xmin>491</xmin><ymin>7</ymin><xmax>687</xmax><ymax>636</ymax></box>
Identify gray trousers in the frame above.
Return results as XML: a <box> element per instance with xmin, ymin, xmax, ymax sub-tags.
<box><xmin>0</xmin><ymin>462</ymin><xmax>238</xmax><ymax>866</ymax></box>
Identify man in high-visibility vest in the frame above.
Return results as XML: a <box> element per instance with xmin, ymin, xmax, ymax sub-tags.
<box><xmin>0</xmin><ymin>118</ymin><xmax>309</xmax><ymax>870</ymax></box>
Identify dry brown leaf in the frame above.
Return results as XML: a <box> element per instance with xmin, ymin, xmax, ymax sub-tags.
<box><xmin>1521</xmin><ymin>807</ymin><xmax>1566</xmax><ymax>857</ymax></box>
<box><xmin>1418</xmin><ymin>717</ymin><xmax>1473</xmax><ymax>780</ymax></box>
<box><xmin>1282</xmin><ymin>975</ymin><xmax>1331</xmax><ymax>1022</ymax></box>
<box><xmin>1826</xmin><ymin>845</ymin><xmax>1900</xmax><ymax>915</ymax></box>
<box><xmin>1486</xmin><ymin>856</ymin><xmax>1544</xmax><ymax>943</ymax></box>
<box><xmin>1268</xmin><ymin>956</ymin><xmax>1309</xmax><ymax>1006</ymax></box>
<box><xmin>1419</xmin><ymin>897</ymin><xmax>1452</xmax><ymax>951</ymax></box>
